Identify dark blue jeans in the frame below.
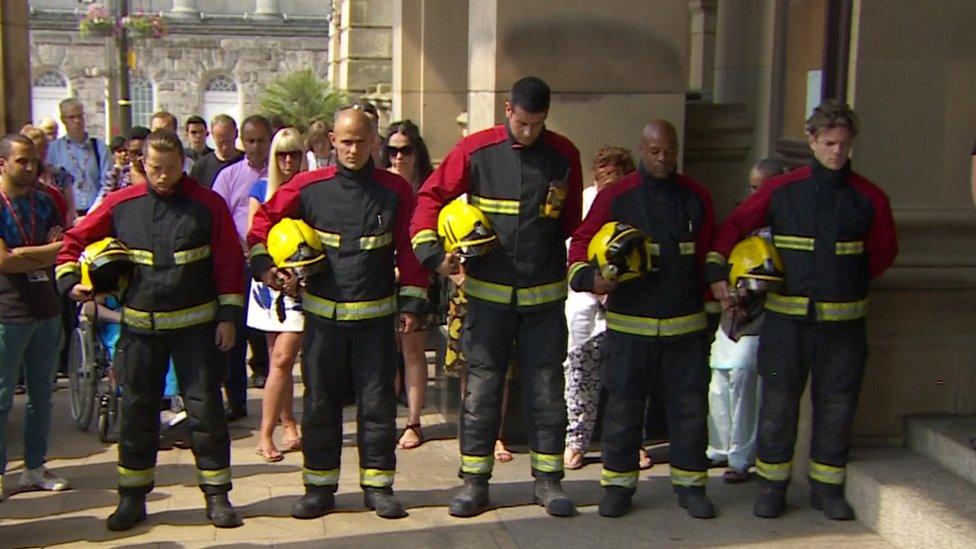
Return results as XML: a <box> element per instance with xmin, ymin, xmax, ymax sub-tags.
<box><xmin>223</xmin><ymin>264</ymin><xmax>269</xmax><ymax>409</ymax></box>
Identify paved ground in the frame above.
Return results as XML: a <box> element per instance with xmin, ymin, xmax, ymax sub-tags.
<box><xmin>0</xmin><ymin>378</ymin><xmax>891</xmax><ymax>548</ymax></box>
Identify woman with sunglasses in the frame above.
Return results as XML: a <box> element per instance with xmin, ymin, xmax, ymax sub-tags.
<box><xmin>381</xmin><ymin>120</ymin><xmax>434</xmax><ymax>449</ymax></box>
<box><xmin>246</xmin><ymin>127</ymin><xmax>307</xmax><ymax>462</ymax></box>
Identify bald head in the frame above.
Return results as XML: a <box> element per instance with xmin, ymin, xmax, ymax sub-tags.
<box><xmin>640</xmin><ymin>119</ymin><xmax>679</xmax><ymax>179</ymax></box>
<box><xmin>331</xmin><ymin>107</ymin><xmax>376</xmax><ymax>171</ymax></box>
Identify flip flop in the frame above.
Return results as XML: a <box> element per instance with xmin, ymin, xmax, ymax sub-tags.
<box><xmin>397</xmin><ymin>423</ymin><xmax>423</xmax><ymax>449</ymax></box>
<box><xmin>281</xmin><ymin>437</ymin><xmax>302</xmax><ymax>452</ymax></box>
<box><xmin>494</xmin><ymin>439</ymin><xmax>513</xmax><ymax>463</ymax></box>
<box><xmin>638</xmin><ymin>447</ymin><xmax>653</xmax><ymax>470</ymax></box>
<box><xmin>564</xmin><ymin>448</ymin><xmax>584</xmax><ymax>470</ymax></box>
<box><xmin>255</xmin><ymin>446</ymin><xmax>284</xmax><ymax>463</ymax></box>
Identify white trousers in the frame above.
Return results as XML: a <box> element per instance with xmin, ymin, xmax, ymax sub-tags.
<box><xmin>706</xmin><ymin>367</ymin><xmax>760</xmax><ymax>471</ymax></box>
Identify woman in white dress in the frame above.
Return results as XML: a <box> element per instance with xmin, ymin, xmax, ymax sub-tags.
<box><xmin>247</xmin><ymin>127</ymin><xmax>307</xmax><ymax>462</ymax></box>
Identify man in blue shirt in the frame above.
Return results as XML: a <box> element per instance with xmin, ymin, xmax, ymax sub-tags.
<box><xmin>46</xmin><ymin>98</ymin><xmax>110</xmax><ymax>218</ymax></box>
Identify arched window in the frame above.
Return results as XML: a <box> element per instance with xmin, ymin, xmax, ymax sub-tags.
<box><xmin>129</xmin><ymin>74</ymin><xmax>154</xmax><ymax>128</ymax></box>
<box><xmin>202</xmin><ymin>74</ymin><xmax>241</xmax><ymax>146</ymax></box>
<box><xmin>31</xmin><ymin>70</ymin><xmax>70</xmax><ymax>130</ymax></box>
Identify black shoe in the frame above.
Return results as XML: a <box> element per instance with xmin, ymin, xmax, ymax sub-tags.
<box><xmin>291</xmin><ymin>486</ymin><xmax>336</xmax><ymax>519</ymax></box>
<box><xmin>205</xmin><ymin>493</ymin><xmax>243</xmax><ymax>528</ymax></box>
<box><xmin>533</xmin><ymin>479</ymin><xmax>576</xmax><ymax>517</ymax></box>
<box><xmin>363</xmin><ymin>487</ymin><xmax>407</xmax><ymax>519</ymax></box>
<box><xmin>675</xmin><ymin>486</ymin><xmax>715</xmax><ymax>519</ymax></box>
<box><xmin>249</xmin><ymin>374</ymin><xmax>267</xmax><ymax>389</ymax></box>
<box><xmin>753</xmin><ymin>478</ymin><xmax>788</xmax><ymax>518</ymax></box>
<box><xmin>224</xmin><ymin>404</ymin><xmax>247</xmax><ymax>422</ymax></box>
<box><xmin>106</xmin><ymin>493</ymin><xmax>147</xmax><ymax>531</ymax></box>
<box><xmin>448</xmin><ymin>478</ymin><xmax>490</xmax><ymax>517</ymax></box>
<box><xmin>598</xmin><ymin>486</ymin><xmax>634</xmax><ymax>517</ymax></box>
<box><xmin>809</xmin><ymin>480</ymin><xmax>855</xmax><ymax>520</ymax></box>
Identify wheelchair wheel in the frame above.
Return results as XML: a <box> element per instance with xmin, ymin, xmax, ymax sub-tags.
<box><xmin>68</xmin><ymin>322</ymin><xmax>98</xmax><ymax>430</ymax></box>
<box><xmin>97</xmin><ymin>387</ymin><xmax>119</xmax><ymax>443</ymax></box>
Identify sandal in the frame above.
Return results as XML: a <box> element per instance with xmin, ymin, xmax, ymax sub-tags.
<box><xmin>494</xmin><ymin>439</ymin><xmax>513</xmax><ymax>463</ymax></box>
<box><xmin>638</xmin><ymin>447</ymin><xmax>653</xmax><ymax>470</ymax></box>
<box><xmin>255</xmin><ymin>445</ymin><xmax>284</xmax><ymax>463</ymax></box>
<box><xmin>281</xmin><ymin>423</ymin><xmax>302</xmax><ymax>452</ymax></box>
<box><xmin>398</xmin><ymin>423</ymin><xmax>423</xmax><ymax>449</ymax></box>
<box><xmin>564</xmin><ymin>447</ymin><xmax>584</xmax><ymax>470</ymax></box>
<box><xmin>723</xmin><ymin>468</ymin><xmax>751</xmax><ymax>483</ymax></box>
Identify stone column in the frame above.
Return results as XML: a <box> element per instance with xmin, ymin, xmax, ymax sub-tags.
<box><xmin>170</xmin><ymin>0</ymin><xmax>200</xmax><ymax>19</ymax></box>
<box><xmin>331</xmin><ymin>0</ymin><xmax>393</xmax><ymax>94</ymax></box>
<box><xmin>0</xmin><ymin>0</ymin><xmax>31</xmax><ymax>134</ymax></box>
<box><xmin>688</xmin><ymin>0</ymin><xmax>717</xmax><ymax>98</ymax></box>
<box><xmin>254</xmin><ymin>0</ymin><xmax>283</xmax><ymax>19</ymax></box>
<box><xmin>467</xmin><ymin>0</ymin><xmax>690</xmax><ymax>179</ymax></box>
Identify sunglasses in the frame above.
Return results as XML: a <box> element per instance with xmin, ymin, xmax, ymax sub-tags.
<box><xmin>386</xmin><ymin>145</ymin><xmax>415</xmax><ymax>157</ymax></box>
<box><xmin>275</xmin><ymin>150</ymin><xmax>304</xmax><ymax>159</ymax></box>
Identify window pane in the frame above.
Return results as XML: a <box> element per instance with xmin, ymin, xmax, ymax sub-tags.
<box><xmin>130</xmin><ymin>75</ymin><xmax>154</xmax><ymax>128</ymax></box>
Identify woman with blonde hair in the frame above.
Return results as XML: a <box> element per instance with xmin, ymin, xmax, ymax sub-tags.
<box><xmin>247</xmin><ymin>127</ymin><xmax>307</xmax><ymax>461</ymax></box>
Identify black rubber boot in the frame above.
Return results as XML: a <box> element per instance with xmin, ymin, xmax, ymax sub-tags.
<box><xmin>753</xmin><ymin>478</ymin><xmax>788</xmax><ymax>518</ymax></box>
<box><xmin>809</xmin><ymin>480</ymin><xmax>855</xmax><ymax>520</ymax></box>
<box><xmin>291</xmin><ymin>485</ymin><xmax>336</xmax><ymax>519</ymax></box>
<box><xmin>533</xmin><ymin>479</ymin><xmax>576</xmax><ymax>517</ymax></box>
<box><xmin>598</xmin><ymin>486</ymin><xmax>635</xmax><ymax>518</ymax></box>
<box><xmin>448</xmin><ymin>478</ymin><xmax>490</xmax><ymax>517</ymax></box>
<box><xmin>675</xmin><ymin>486</ymin><xmax>716</xmax><ymax>519</ymax></box>
<box><xmin>363</xmin><ymin>487</ymin><xmax>407</xmax><ymax>519</ymax></box>
<box><xmin>106</xmin><ymin>492</ymin><xmax>147</xmax><ymax>531</ymax></box>
<box><xmin>205</xmin><ymin>493</ymin><xmax>243</xmax><ymax>528</ymax></box>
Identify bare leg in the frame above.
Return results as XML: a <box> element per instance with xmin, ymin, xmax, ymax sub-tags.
<box><xmin>276</xmin><ymin>332</ymin><xmax>302</xmax><ymax>450</ymax></box>
<box><xmin>494</xmin><ymin>374</ymin><xmax>513</xmax><ymax>462</ymax></box>
<box><xmin>258</xmin><ymin>332</ymin><xmax>301</xmax><ymax>459</ymax></box>
<box><xmin>398</xmin><ymin>329</ymin><xmax>427</xmax><ymax>449</ymax></box>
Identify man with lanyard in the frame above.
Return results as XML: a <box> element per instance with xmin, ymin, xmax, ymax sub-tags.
<box><xmin>410</xmin><ymin>76</ymin><xmax>583</xmax><ymax>518</ymax></box>
<box><xmin>46</xmin><ymin>98</ymin><xmax>110</xmax><ymax>219</ymax></box>
<box><xmin>212</xmin><ymin>115</ymin><xmax>273</xmax><ymax>417</ymax></box>
<box><xmin>248</xmin><ymin>106</ymin><xmax>429</xmax><ymax>519</ymax></box>
<box><xmin>706</xmin><ymin>100</ymin><xmax>897</xmax><ymax>520</ymax></box>
<box><xmin>0</xmin><ymin>134</ymin><xmax>70</xmax><ymax>500</ymax></box>
<box><xmin>57</xmin><ymin>130</ymin><xmax>245</xmax><ymax>530</ymax></box>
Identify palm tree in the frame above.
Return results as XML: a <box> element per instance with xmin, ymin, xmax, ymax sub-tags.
<box><xmin>259</xmin><ymin>69</ymin><xmax>346</xmax><ymax>133</ymax></box>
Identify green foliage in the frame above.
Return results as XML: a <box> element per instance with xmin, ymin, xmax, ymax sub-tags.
<box><xmin>258</xmin><ymin>69</ymin><xmax>346</xmax><ymax>134</ymax></box>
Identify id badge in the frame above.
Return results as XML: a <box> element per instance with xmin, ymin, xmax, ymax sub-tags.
<box><xmin>27</xmin><ymin>269</ymin><xmax>50</xmax><ymax>283</ymax></box>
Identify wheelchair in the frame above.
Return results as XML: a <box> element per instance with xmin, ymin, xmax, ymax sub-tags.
<box><xmin>67</xmin><ymin>313</ymin><xmax>120</xmax><ymax>443</ymax></box>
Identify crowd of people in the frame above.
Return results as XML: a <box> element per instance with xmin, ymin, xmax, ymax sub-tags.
<box><xmin>0</xmin><ymin>74</ymin><xmax>897</xmax><ymax>530</ymax></box>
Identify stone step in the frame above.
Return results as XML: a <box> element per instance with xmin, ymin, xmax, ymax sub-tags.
<box><xmin>905</xmin><ymin>415</ymin><xmax>976</xmax><ymax>486</ymax></box>
<box><xmin>846</xmin><ymin>447</ymin><xmax>976</xmax><ymax>549</ymax></box>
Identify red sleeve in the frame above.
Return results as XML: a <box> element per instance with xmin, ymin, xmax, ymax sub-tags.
<box><xmin>544</xmin><ymin>131</ymin><xmax>584</xmax><ymax>239</ymax></box>
<box><xmin>246</xmin><ymin>169</ymin><xmax>324</xmax><ymax>250</ymax></box>
<box><xmin>374</xmin><ymin>171</ymin><xmax>430</xmax><ymax>315</ymax></box>
<box><xmin>410</xmin><ymin>142</ymin><xmax>471</xmax><ymax>235</ymax></box>
<box><xmin>55</xmin><ymin>186</ymin><xmax>127</xmax><ymax>295</ymax></box>
<box><xmin>197</xmin><ymin>187</ymin><xmax>245</xmax><ymax>299</ymax></box>
<box><xmin>567</xmin><ymin>173</ymin><xmax>640</xmax><ymax>291</ymax></box>
<box><xmin>850</xmin><ymin>175</ymin><xmax>898</xmax><ymax>279</ymax></box>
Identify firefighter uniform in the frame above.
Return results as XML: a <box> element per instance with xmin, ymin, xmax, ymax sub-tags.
<box><xmin>56</xmin><ymin>176</ymin><xmax>244</xmax><ymax>497</ymax></box>
<box><xmin>247</xmin><ymin>162</ymin><xmax>428</xmax><ymax>501</ymax></box>
<box><xmin>568</xmin><ymin>164</ymin><xmax>716</xmax><ymax>511</ymax></box>
<box><xmin>706</xmin><ymin>159</ymin><xmax>897</xmax><ymax>516</ymax></box>
<box><xmin>411</xmin><ymin>123</ymin><xmax>583</xmax><ymax>485</ymax></box>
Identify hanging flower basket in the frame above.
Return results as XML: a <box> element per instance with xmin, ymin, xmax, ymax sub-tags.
<box><xmin>78</xmin><ymin>3</ymin><xmax>117</xmax><ymax>38</ymax></box>
<box><xmin>121</xmin><ymin>12</ymin><xmax>168</xmax><ymax>39</ymax></box>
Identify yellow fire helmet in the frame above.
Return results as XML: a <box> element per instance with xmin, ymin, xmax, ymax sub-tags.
<box><xmin>267</xmin><ymin>218</ymin><xmax>327</xmax><ymax>276</ymax></box>
<box><xmin>437</xmin><ymin>199</ymin><xmax>498</xmax><ymax>258</ymax></box>
<box><xmin>587</xmin><ymin>222</ymin><xmax>655</xmax><ymax>282</ymax></box>
<box><xmin>728</xmin><ymin>235</ymin><xmax>784</xmax><ymax>290</ymax></box>
<box><xmin>79</xmin><ymin>237</ymin><xmax>135</xmax><ymax>295</ymax></box>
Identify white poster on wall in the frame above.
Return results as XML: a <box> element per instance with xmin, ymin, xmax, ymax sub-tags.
<box><xmin>806</xmin><ymin>70</ymin><xmax>823</xmax><ymax>118</ymax></box>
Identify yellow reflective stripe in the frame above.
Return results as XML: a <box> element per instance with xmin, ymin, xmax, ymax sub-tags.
<box><xmin>568</xmin><ymin>261</ymin><xmax>589</xmax><ymax>283</ymax></box>
<box><xmin>250</xmin><ymin>243</ymin><xmax>269</xmax><ymax>257</ymax></box>
<box><xmin>601</xmin><ymin>468</ymin><xmax>638</xmax><ymax>489</ymax></box>
<box><xmin>606</xmin><ymin>310</ymin><xmax>707</xmax><ymax>337</ymax></box>
<box><xmin>118</xmin><ymin>465</ymin><xmax>154</xmax><ymax>487</ymax></box>
<box><xmin>756</xmin><ymin>459</ymin><xmax>792</xmax><ymax>482</ymax></box>
<box><xmin>218</xmin><ymin>294</ymin><xmax>244</xmax><ymax>308</ymax></box>
<box><xmin>765</xmin><ymin>293</ymin><xmax>810</xmax><ymax>316</ymax></box>
<box><xmin>670</xmin><ymin>467</ymin><xmax>707</xmax><ymax>487</ymax></box>
<box><xmin>360</xmin><ymin>232</ymin><xmax>393</xmax><ymax>250</ymax></box>
<box><xmin>303</xmin><ymin>293</ymin><xmax>397</xmax><ymax>321</ymax></box>
<box><xmin>835</xmin><ymin>240</ymin><xmax>864</xmax><ymax>255</ymax></box>
<box><xmin>470</xmin><ymin>194</ymin><xmax>520</xmax><ymax>215</ymax></box>
<box><xmin>678</xmin><ymin>241</ymin><xmax>696</xmax><ymax>255</ymax></box>
<box><xmin>704</xmin><ymin>300</ymin><xmax>722</xmax><ymax>314</ymax></box>
<box><xmin>360</xmin><ymin>468</ymin><xmax>395</xmax><ymax>488</ymax></box>
<box><xmin>122</xmin><ymin>301</ymin><xmax>218</xmax><ymax>330</ymax></box>
<box><xmin>648</xmin><ymin>243</ymin><xmax>661</xmax><ymax>256</ymax></box>
<box><xmin>464</xmin><ymin>275</ymin><xmax>514</xmax><ymax>305</ymax></box>
<box><xmin>809</xmin><ymin>461</ymin><xmax>846</xmax><ymax>485</ymax></box>
<box><xmin>773</xmin><ymin>234</ymin><xmax>815</xmax><ymax>252</ymax></box>
<box><xmin>129</xmin><ymin>248</ymin><xmax>154</xmax><ymax>265</ymax></box>
<box><xmin>399</xmin><ymin>285</ymin><xmax>427</xmax><ymax>300</ymax></box>
<box><xmin>56</xmin><ymin>261</ymin><xmax>80</xmax><ymax>279</ymax></box>
<box><xmin>303</xmin><ymin>467</ymin><xmax>340</xmax><ymax>486</ymax></box>
<box><xmin>461</xmin><ymin>454</ymin><xmax>494</xmax><ymax>475</ymax></box>
<box><xmin>705</xmin><ymin>251</ymin><xmax>726</xmax><ymax>266</ymax></box>
<box><xmin>314</xmin><ymin>229</ymin><xmax>341</xmax><ymax>248</ymax></box>
<box><xmin>530</xmin><ymin>451</ymin><xmax>563</xmax><ymax>473</ymax></box>
<box><xmin>517</xmin><ymin>279</ymin><xmax>567</xmax><ymax>306</ymax></box>
<box><xmin>197</xmin><ymin>468</ymin><xmax>231</xmax><ymax>486</ymax></box>
<box><xmin>816</xmin><ymin>299</ymin><xmax>868</xmax><ymax>321</ymax></box>
<box><xmin>174</xmin><ymin>244</ymin><xmax>211</xmax><ymax>265</ymax></box>
<box><xmin>411</xmin><ymin>229</ymin><xmax>438</xmax><ymax>248</ymax></box>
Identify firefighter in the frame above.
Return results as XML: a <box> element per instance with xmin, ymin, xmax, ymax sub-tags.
<box><xmin>247</xmin><ymin>106</ymin><xmax>428</xmax><ymax>520</ymax></box>
<box><xmin>568</xmin><ymin>119</ymin><xmax>717</xmax><ymax>518</ymax></box>
<box><xmin>706</xmin><ymin>100</ymin><xmax>898</xmax><ymax>520</ymax></box>
<box><xmin>411</xmin><ymin>76</ymin><xmax>583</xmax><ymax>518</ymax></box>
<box><xmin>56</xmin><ymin>130</ymin><xmax>245</xmax><ymax>530</ymax></box>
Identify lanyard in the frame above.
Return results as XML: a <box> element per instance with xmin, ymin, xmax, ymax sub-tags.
<box><xmin>0</xmin><ymin>189</ymin><xmax>37</xmax><ymax>246</ymax></box>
